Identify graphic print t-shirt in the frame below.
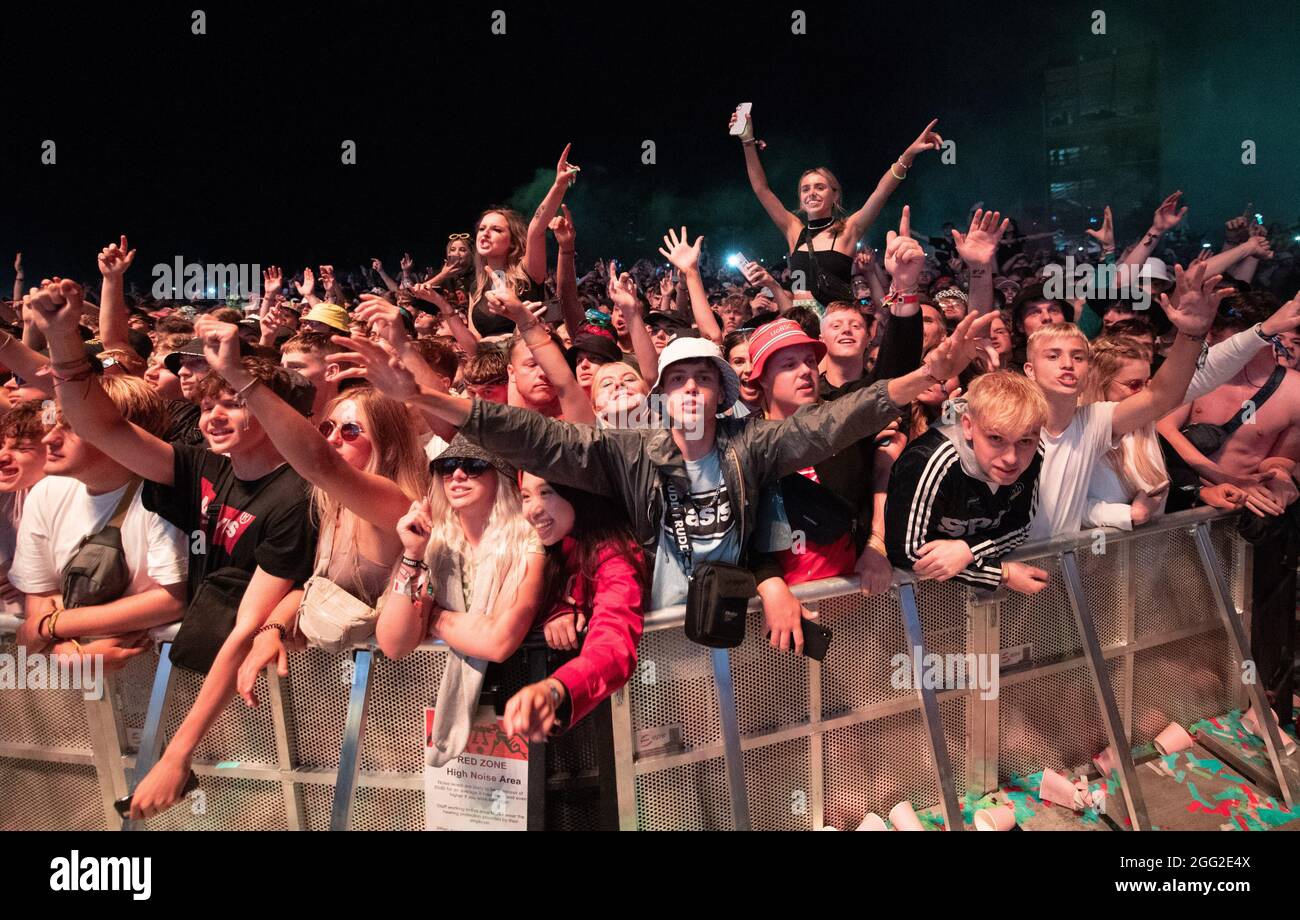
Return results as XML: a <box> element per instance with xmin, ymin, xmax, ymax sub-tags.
<box><xmin>143</xmin><ymin>445</ymin><xmax>319</xmax><ymax>596</ymax></box>
<box><xmin>650</xmin><ymin>449</ymin><xmax>741</xmax><ymax>609</ymax></box>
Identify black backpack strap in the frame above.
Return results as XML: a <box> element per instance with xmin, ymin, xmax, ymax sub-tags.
<box><xmin>1222</xmin><ymin>365</ymin><xmax>1286</xmax><ymax>437</ymax></box>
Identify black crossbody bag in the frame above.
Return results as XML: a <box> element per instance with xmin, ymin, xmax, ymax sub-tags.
<box><xmin>170</xmin><ymin>468</ymin><xmax>252</xmax><ymax>674</ymax></box>
<box><xmin>662</xmin><ymin>473</ymin><xmax>756</xmax><ymax>648</ymax></box>
<box><xmin>1180</xmin><ymin>365</ymin><xmax>1285</xmax><ymax>457</ymax></box>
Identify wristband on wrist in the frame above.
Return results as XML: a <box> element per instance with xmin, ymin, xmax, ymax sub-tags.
<box><xmin>890</xmin><ymin>162</ymin><xmax>908</xmax><ymax>181</ymax></box>
<box><xmin>235</xmin><ymin>377</ymin><xmax>261</xmax><ymax>398</ymax></box>
<box><xmin>400</xmin><ymin>556</ymin><xmax>427</xmax><ymax>570</ymax></box>
<box><xmin>255</xmin><ymin>623</ymin><xmax>286</xmax><ymax>640</ymax></box>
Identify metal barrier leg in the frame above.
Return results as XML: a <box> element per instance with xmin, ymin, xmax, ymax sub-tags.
<box><xmin>710</xmin><ymin>647</ymin><xmax>751</xmax><ymax>831</ymax></box>
<box><xmin>84</xmin><ymin>672</ymin><xmax>129</xmax><ymax>830</ymax></box>
<box><xmin>122</xmin><ymin>642</ymin><xmax>177</xmax><ymax>831</ymax></box>
<box><xmin>264</xmin><ymin>660</ymin><xmax>307</xmax><ymax>830</ymax></box>
<box><xmin>1059</xmin><ymin>551</ymin><xmax>1148</xmax><ymax>830</ymax></box>
<box><xmin>329</xmin><ymin>649</ymin><xmax>374</xmax><ymax>831</ymax></box>
<box><xmin>896</xmin><ymin>581</ymin><xmax>964</xmax><ymax>830</ymax></box>
<box><xmin>608</xmin><ymin>686</ymin><xmax>639</xmax><ymax>831</ymax></box>
<box><xmin>1193</xmin><ymin>523</ymin><xmax>1297</xmax><ymax>806</ymax></box>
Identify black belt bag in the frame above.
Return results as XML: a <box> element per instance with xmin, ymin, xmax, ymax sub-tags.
<box><xmin>662</xmin><ymin>472</ymin><xmax>757</xmax><ymax>648</ymax></box>
<box><xmin>1180</xmin><ymin>365</ymin><xmax>1285</xmax><ymax>457</ymax></box>
<box><xmin>685</xmin><ymin>562</ymin><xmax>756</xmax><ymax>649</ymax></box>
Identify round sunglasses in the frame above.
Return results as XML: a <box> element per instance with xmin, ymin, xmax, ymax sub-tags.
<box><xmin>432</xmin><ymin>457</ymin><xmax>492</xmax><ymax>478</ymax></box>
<box><xmin>319</xmin><ymin>420</ymin><xmax>365</xmax><ymax>441</ymax></box>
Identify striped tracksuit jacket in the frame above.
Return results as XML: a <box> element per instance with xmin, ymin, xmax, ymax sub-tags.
<box><xmin>884</xmin><ymin>425</ymin><xmax>1042</xmax><ymax>590</ymax></box>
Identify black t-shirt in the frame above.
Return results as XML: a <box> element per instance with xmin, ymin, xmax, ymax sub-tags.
<box><xmin>142</xmin><ymin>445</ymin><xmax>319</xmax><ymax>597</ymax></box>
<box><xmin>163</xmin><ymin>399</ymin><xmax>205</xmax><ymax>446</ymax></box>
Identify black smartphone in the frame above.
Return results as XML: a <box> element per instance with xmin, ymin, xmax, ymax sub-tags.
<box><xmin>114</xmin><ymin>770</ymin><xmax>199</xmax><ymax>818</ymax></box>
<box><xmin>800</xmin><ymin>618</ymin><xmax>833</xmax><ymax>661</ymax></box>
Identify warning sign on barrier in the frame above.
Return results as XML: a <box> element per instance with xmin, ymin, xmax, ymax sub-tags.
<box><xmin>423</xmin><ymin>707</ymin><xmax>529</xmax><ymax>831</ymax></box>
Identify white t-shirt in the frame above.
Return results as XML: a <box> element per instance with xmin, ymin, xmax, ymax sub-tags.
<box><xmin>1030</xmin><ymin>401</ymin><xmax>1119</xmax><ymax>541</ymax></box>
<box><xmin>8</xmin><ymin>476</ymin><xmax>188</xmax><ymax>599</ymax></box>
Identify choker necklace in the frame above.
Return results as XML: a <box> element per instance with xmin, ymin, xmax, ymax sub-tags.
<box><xmin>806</xmin><ymin>216</ymin><xmax>835</xmax><ymax>232</ymax></box>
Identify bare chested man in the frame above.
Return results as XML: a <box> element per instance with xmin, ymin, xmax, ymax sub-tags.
<box><xmin>1158</xmin><ymin>290</ymin><xmax>1300</xmax><ymax>728</ymax></box>
<box><xmin>1158</xmin><ymin>291</ymin><xmax>1300</xmax><ymax>517</ymax></box>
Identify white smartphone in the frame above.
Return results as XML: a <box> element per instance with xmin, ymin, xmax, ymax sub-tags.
<box><xmin>729</xmin><ymin>102</ymin><xmax>753</xmax><ymax>136</ymax></box>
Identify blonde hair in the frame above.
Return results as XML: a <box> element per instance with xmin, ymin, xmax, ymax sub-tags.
<box><xmin>796</xmin><ymin>168</ymin><xmax>848</xmax><ymax>237</ymax></box>
<box><xmin>469</xmin><ymin>207</ymin><xmax>534</xmax><ymax>328</ymax></box>
<box><xmin>1080</xmin><ymin>338</ymin><xmax>1167</xmax><ymax>497</ymax></box>
<box><xmin>588</xmin><ymin>361</ymin><xmax>647</xmax><ymax>407</ymax></box>
<box><xmin>1026</xmin><ymin>322</ymin><xmax>1089</xmax><ymax>361</ymax></box>
<box><xmin>425</xmin><ymin>469</ymin><xmax>535</xmax><ymax>615</ymax></box>
<box><xmin>311</xmin><ymin>388</ymin><xmax>429</xmax><ymax>532</ymax></box>
<box><xmin>99</xmin><ymin>374</ymin><xmax>168</xmax><ymax>438</ymax></box>
<box><xmin>964</xmin><ymin>370</ymin><xmax>1048</xmax><ymax>436</ymax></box>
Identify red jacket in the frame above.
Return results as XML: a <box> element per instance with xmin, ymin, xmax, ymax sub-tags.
<box><xmin>545</xmin><ymin>538</ymin><xmax>645</xmax><ymax>727</ymax></box>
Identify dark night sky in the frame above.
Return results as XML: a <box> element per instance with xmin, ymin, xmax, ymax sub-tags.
<box><xmin>3</xmin><ymin>1</ymin><xmax>1298</xmax><ymax>286</ymax></box>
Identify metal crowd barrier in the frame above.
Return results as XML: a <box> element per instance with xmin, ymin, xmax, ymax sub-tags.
<box><xmin>1</xmin><ymin>507</ymin><xmax>1291</xmax><ymax>831</ymax></box>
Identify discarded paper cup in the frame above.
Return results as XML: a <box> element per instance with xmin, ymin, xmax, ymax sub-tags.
<box><xmin>889</xmin><ymin>800</ymin><xmax>924</xmax><ymax>831</ymax></box>
<box><xmin>1154</xmin><ymin>721</ymin><xmax>1193</xmax><ymax>756</ymax></box>
<box><xmin>973</xmin><ymin>804</ymin><xmax>1016</xmax><ymax>831</ymax></box>
<box><xmin>856</xmin><ymin>812</ymin><xmax>888</xmax><ymax>832</ymax></box>
<box><xmin>1093</xmin><ymin>745</ymin><xmax>1118</xmax><ymax>777</ymax></box>
<box><xmin>1243</xmin><ymin>705</ymin><xmax>1298</xmax><ymax>756</ymax></box>
<box><xmin>1038</xmin><ymin>768</ymin><xmax>1081</xmax><ymax>809</ymax></box>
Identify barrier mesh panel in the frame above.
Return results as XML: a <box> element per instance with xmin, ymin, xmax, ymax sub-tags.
<box><xmin>162</xmin><ymin>665</ymin><xmax>278</xmax><ymax>767</ymax></box>
<box><xmin>635</xmin><ymin>754</ymin><xmax>733</xmax><ymax>831</ymax></box>
<box><xmin>822</xmin><ymin>697</ymin><xmax>966</xmax><ymax>830</ymax></box>
<box><xmin>0</xmin><ymin>638</ymin><xmax>93</xmax><ymax>751</ymax></box>
<box><xmin>742</xmin><ymin>737</ymin><xmax>812</xmax><ymax>831</ymax></box>
<box><xmin>1132</xmin><ymin>631</ymin><xmax>1235</xmax><ymax>746</ymax></box>
<box><xmin>143</xmin><ymin>774</ymin><xmax>288</xmax><ymax>831</ymax></box>
<box><xmin>632</xmin><ymin>627</ymin><xmax>721</xmax><ymax>752</ymax></box>
<box><xmin>361</xmin><ymin>650</ymin><xmax>445</xmax><ymax>774</ymax></box>
<box><xmin>1134</xmin><ymin>526</ymin><xmax>1220</xmax><ymax>639</ymax></box>
<box><xmin>998</xmin><ymin>658</ymin><xmax>1124</xmax><ymax>780</ymax></box>
<box><xmin>0</xmin><ymin>757</ymin><xmax>107</xmax><ymax>830</ymax></box>
<box><xmin>286</xmin><ymin>647</ymin><xmax>352</xmax><ymax>771</ymax></box>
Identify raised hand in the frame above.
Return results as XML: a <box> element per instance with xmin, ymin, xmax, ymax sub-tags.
<box><xmin>97</xmin><ymin>235</ymin><xmax>137</xmax><ymax>278</ymax></box>
<box><xmin>329</xmin><ymin>333</ymin><xmax>419</xmax><ymax>399</ymax></box>
<box><xmin>555</xmin><ymin>143</ymin><xmax>581</xmax><ymax>188</ymax></box>
<box><xmin>296</xmin><ymin>267</ymin><xmax>316</xmax><ymax>298</ymax></box>
<box><xmin>371</xmin><ymin>258</ymin><xmax>385</xmax><ymax>273</ymax></box>
<box><xmin>658</xmin><ymin>226</ymin><xmax>703</xmax><ymax>273</ymax></box>
<box><xmin>607</xmin><ymin>265</ymin><xmax>641</xmax><ymax>315</ymax></box>
<box><xmin>1243</xmin><ymin>234</ymin><xmax>1274</xmax><ymax>260</ymax></box>
<box><xmin>1262</xmin><ymin>293</ymin><xmax>1300</xmax><ymax>336</ymax></box>
<box><xmin>902</xmin><ymin>118</ymin><xmax>943</xmax><ymax>164</ymax></box>
<box><xmin>355</xmin><ymin>294</ymin><xmax>411</xmax><ymax>348</ymax></box>
<box><xmin>951</xmin><ymin>208</ymin><xmax>1010</xmax><ymax>266</ymax></box>
<box><xmin>1160</xmin><ymin>261</ymin><xmax>1228</xmax><ymax>337</ymax></box>
<box><xmin>885</xmin><ymin>206</ymin><xmax>925</xmax><ymax>290</ymax></box>
<box><xmin>262</xmin><ymin>265</ymin><xmax>283</xmax><ymax>296</ymax></box>
<box><xmin>396</xmin><ymin>498</ymin><xmax>434</xmax><ymax>559</ymax></box>
<box><xmin>13</xmin><ymin>252</ymin><xmax>21</xmax><ymax>275</ymax></box>
<box><xmin>549</xmin><ymin>204</ymin><xmax>576</xmax><ymax>249</ymax></box>
<box><xmin>740</xmin><ymin>259</ymin><xmax>778</xmax><ymax>289</ymax></box>
<box><xmin>728</xmin><ymin>106</ymin><xmax>755</xmax><ymax>142</ymax></box>
<box><xmin>923</xmin><ymin>310</ymin><xmax>997</xmax><ymax>381</ymax></box>
<box><xmin>1084</xmin><ymin>206</ymin><xmax>1115</xmax><ymax>252</ymax></box>
<box><xmin>192</xmin><ymin>315</ymin><xmax>244</xmax><ymax>376</ymax></box>
<box><xmin>1224</xmin><ymin>210</ymin><xmax>1251</xmax><ymax>246</ymax></box>
<box><xmin>25</xmin><ymin>278</ymin><xmax>84</xmax><ymax>334</ymax></box>
<box><xmin>1152</xmin><ymin>191</ymin><xmax>1188</xmax><ymax>233</ymax></box>
<box><xmin>318</xmin><ymin>265</ymin><xmax>336</xmax><ymax>293</ymax></box>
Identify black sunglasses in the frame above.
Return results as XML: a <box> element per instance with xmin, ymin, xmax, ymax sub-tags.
<box><xmin>319</xmin><ymin>420</ymin><xmax>364</xmax><ymax>441</ymax></box>
<box><xmin>433</xmin><ymin>457</ymin><xmax>492</xmax><ymax>478</ymax></box>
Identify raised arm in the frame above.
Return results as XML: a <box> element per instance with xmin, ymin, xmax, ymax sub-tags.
<box><xmin>740</xmin><ymin>259</ymin><xmax>794</xmax><ymax>315</ymax></box>
<box><xmin>549</xmin><ymin>205</ymin><xmax>585</xmax><ymax>343</ymax></box>
<box><xmin>370</xmin><ymin>257</ymin><xmax>400</xmax><ymax>293</ymax></box>
<box><xmin>1120</xmin><ymin>190</ymin><xmax>1187</xmax><ymax>269</ymax></box>
<box><xmin>0</xmin><ymin>326</ymin><xmax>53</xmax><ymax>397</ymax></box>
<box><xmin>193</xmin><ymin>316</ymin><xmax>414</xmax><ymax>531</ymax></box>
<box><xmin>659</xmin><ymin>227</ymin><xmax>722</xmax><ymax>344</ymax></box>
<box><xmin>951</xmin><ymin>208</ymin><xmax>1010</xmax><ymax>316</ymax></box>
<box><xmin>11</xmin><ymin>252</ymin><xmax>21</xmax><ymax>304</ymax></box>
<box><xmin>525</xmin><ymin>144</ymin><xmax>580</xmax><ymax>283</ymax></box>
<box><xmin>844</xmin><ymin>119</ymin><xmax>943</xmax><ymax>244</ymax></box>
<box><xmin>729</xmin><ymin>107</ymin><xmax>802</xmax><ymax>242</ymax></box>
<box><xmin>97</xmin><ymin>236</ymin><xmax>136</xmax><ymax>352</ymax></box>
<box><xmin>295</xmin><ymin>267</ymin><xmax>320</xmax><ymax>307</ymax></box>
<box><xmin>607</xmin><ymin>266</ymin><xmax>661</xmax><ymax>383</ymax></box>
<box><xmin>1113</xmin><ymin>262</ymin><xmax>1227</xmax><ymax>439</ymax></box>
<box><xmin>25</xmin><ymin>280</ymin><xmax>176</xmax><ymax>485</ymax></box>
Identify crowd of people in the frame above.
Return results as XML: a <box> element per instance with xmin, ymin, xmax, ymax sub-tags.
<box><xmin>2</xmin><ymin>109</ymin><xmax>1298</xmax><ymax>821</ymax></box>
